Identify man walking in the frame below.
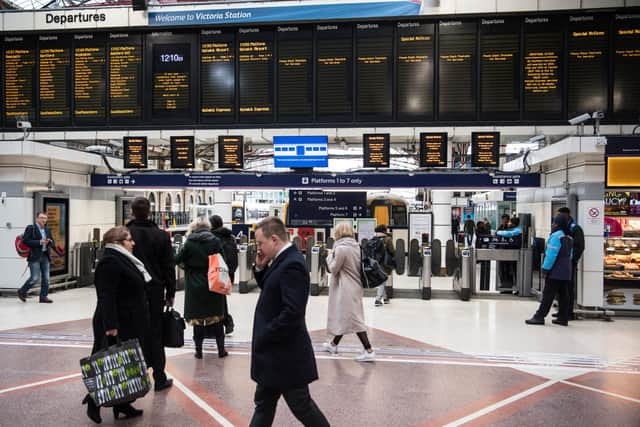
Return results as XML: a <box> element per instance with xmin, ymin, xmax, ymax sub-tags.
<box><xmin>250</xmin><ymin>217</ymin><xmax>329</xmax><ymax>427</ymax></box>
<box><xmin>126</xmin><ymin>197</ymin><xmax>175</xmax><ymax>392</ymax></box>
<box><xmin>18</xmin><ymin>212</ymin><xmax>57</xmax><ymax>303</ymax></box>
<box><xmin>555</xmin><ymin>207</ymin><xmax>585</xmax><ymax>321</ymax></box>
<box><xmin>463</xmin><ymin>214</ymin><xmax>475</xmax><ymax>247</ymax></box>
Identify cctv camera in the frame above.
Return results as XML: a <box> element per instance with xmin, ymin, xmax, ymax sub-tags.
<box><xmin>17</xmin><ymin>121</ymin><xmax>32</xmax><ymax>129</ymax></box>
<box><xmin>528</xmin><ymin>135</ymin><xmax>545</xmax><ymax>143</ymax></box>
<box><xmin>85</xmin><ymin>145</ymin><xmax>113</xmax><ymax>154</ymax></box>
<box><xmin>568</xmin><ymin>113</ymin><xmax>591</xmax><ymax>126</ymax></box>
<box><xmin>592</xmin><ymin>111</ymin><xmax>604</xmax><ymax>119</ymax></box>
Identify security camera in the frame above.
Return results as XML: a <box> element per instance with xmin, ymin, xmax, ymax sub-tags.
<box><xmin>85</xmin><ymin>145</ymin><xmax>113</xmax><ymax>154</ymax></box>
<box><xmin>16</xmin><ymin>121</ymin><xmax>32</xmax><ymax>129</ymax></box>
<box><xmin>568</xmin><ymin>113</ymin><xmax>591</xmax><ymax>126</ymax></box>
<box><xmin>528</xmin><ymin>135</ymin><xmax>545</xmax><ymax>143</ymax></box>
<box><xmin>592</xmin><ymin>111</ymin><xmax>605</xmax><ymax>119</ymax></box>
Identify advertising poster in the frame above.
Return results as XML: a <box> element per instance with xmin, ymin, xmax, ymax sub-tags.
<box><xmin>43</xmin><ymin>197</ymin><xmax>69</xmax><ymax>276</ymax></box>
<box><xmin>409</xmin><ymin>212</ymin><xmax>432</xmax><ymax>244</ymax></box>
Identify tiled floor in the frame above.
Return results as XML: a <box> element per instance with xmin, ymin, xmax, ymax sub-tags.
<box><xmin>1</xmin><ymin>282</ymin><xmax>639</xmax><ymax>426</ymax></box>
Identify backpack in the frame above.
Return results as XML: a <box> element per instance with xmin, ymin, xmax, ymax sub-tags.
<box><xmin>15</xmin><ymin>226</ymin><xmax>32</xmax><ymax>258</ymax></box>
<box><xmin>365</xmin><ymin>237</ymin><xmax>386</xmax><ymax>264</ymax></box>
<box><xmin>360</xmin><ymin>247</ymin><xmax>388</xmax><ymax>289</ymax></box>
<box><xmin>219</xmin><ymin>234</ymin><xmax>238</xmax><ymax>276</ymax></box>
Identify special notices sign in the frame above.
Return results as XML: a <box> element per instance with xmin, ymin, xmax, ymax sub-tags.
<box><xmin>218</xmin><ymin>135</ymin><xmax>244</xmax><ymax>169</ymax></box>
<box><xmin>170</xmin><ymin>136</ymin><xmax>195</xmax><ymax>169</ymax></box>
<box><xmin>471</xmin><ymin>131</ymin><xmax>500</xmax><ymax>168</ymax></box>
<box><xmin>363</xmin><ymin>133</ymin><xmax>390</xmax><ymax>168</ymax></box>
<box><xmin>419</xmin><ymin>132</ymin><xmax>447</xmax><ymax>167</ymax></box>
<box><xmin>123</xmin><ymin>136</ymin><xmax>148</xmax><ymax>169</ymax></box>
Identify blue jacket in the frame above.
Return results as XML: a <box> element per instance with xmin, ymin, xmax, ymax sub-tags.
<box><xmin>496</xmin><ymin>226</ymin><xmax>522</xmax><ymax>238</ymax></box>
<box><xmin>542</xmin><ymin>230</ymin><xmax>573</xmax><ymax>280</ymax></box>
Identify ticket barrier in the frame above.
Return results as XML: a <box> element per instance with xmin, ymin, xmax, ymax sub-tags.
<box><xmin>452</xmin><ymin>247</ymin><xmax>474</xmax><ymax>301</ymax></box>
<box><xmin>420</xmin><ymin>245</ymin><xmax>432</xmax><ymax>300</ymax></box>
<box><xmin>309</xmin><ymin>244</ymin><xmax>329</xmax><ymax>296</ymax></box>
<box><xmin>238</xmin><ymin>243</ymin><xmax>258</xmax><ymax>294</ymax></box>
<box><xmin>474</xmin><ymin>248</ymin><xmax>533</xmax><ymax>296</ymax></box>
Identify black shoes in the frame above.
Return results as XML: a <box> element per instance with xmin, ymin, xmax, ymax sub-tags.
<box><xmin>195</xmin><ymin>348</ymin><xmax>203</xmax><ymax>359</ymax></box>
<box><xmin>82</xmin><ymin>394</ymin><xmax>102</xmax><ymax>424</ymax></box>
<box><xmin>552</xmin><ymin>319</ymin><xmax>569</xmax><ymax>326</ymax></box>
<box><xmin>39</xmin><ymin>297</ymin><xmax>53</xmax><ymax>303</ymax></box>
<box><xmin>113</xmin><ymin>403</ymin><xmax>143</xmax><ymax>419</ymax></box>
<box><xmin>154</xmin><ymin>378</ymin><xmax>173</xmax><ymax>392</ymax></box>
<box><xmin>525</xmin><ymin>317</ymin><xmax>545</xmax><ymax>325</ymax></box>
<box><xmin>17</xmin><ymin>291</ymin><xmax>26</xmax><ymax>302</ymax></box>
<box><xmin>219</xmin><ymin>350</ymin><xmax>229</xmax><ymax>358</ymax></box>
<box><xmin>552</xmin><ymin>313</ymin><xmax>576</xmax><ymax>321</ymax></box>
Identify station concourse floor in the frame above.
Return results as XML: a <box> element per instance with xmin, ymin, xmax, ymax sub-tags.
<box><xmin>1</xmin><ymin>274</ymin><xmax>639</xmax><ymax>427</ymax></box>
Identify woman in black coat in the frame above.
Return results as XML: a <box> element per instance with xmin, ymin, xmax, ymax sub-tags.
<box><xmin>83</xmin><ymin>226</ymin><xmax>151</xmax><ymax>424</ymax></box>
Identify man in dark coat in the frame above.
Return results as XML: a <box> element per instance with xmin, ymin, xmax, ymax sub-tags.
<box><xmin>126</xmin><ymin>197</ymin><xmax>176</xmax><ymax>392</ymax></box>
<box><xmin>555</xmin><ymin>207</ymin><xmax>585</xmax><ymax>321</ymax></box>
<box><xmin>250</xmin><ymin>217</ymin><xmax>329</xmax><ymax>427</ymax></box>
<box><xmin>18</xmin><ymin>211</ymin><xmax>58</xmax><ymax>303</ymax></box>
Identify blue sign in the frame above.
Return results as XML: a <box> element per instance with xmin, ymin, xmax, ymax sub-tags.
<box><xmin>274</xmin><ymin>136</ymin><xmax>328</xmax><ymax>168</ymax></box>
<box><xmin>503</xmin><ymin>191</ymin><xmax>517</xmax><ymax>202</ymax></box>
<box><xmin>149</xmin><ymin>1</ymin><xmax>424</xmax><ymax>26</ymax></box>
<box><xmin>91</xmin><ymin>172</ymin><xmax>540</xmax><ymax>189</ymax></box>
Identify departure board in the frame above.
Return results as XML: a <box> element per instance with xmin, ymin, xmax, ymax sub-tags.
<box><xmin>200</xmin><ymin>29</ymin><xmax>235</xmax><ymax>123</ymax></box>
<box><xmin>363</xmin><ymin>133</ymin><xmax>390</xmax><ymax>168</ymax></box>
<box><xmin>397</xmin><ymin>22</ymin><xmax>434</xmax><ymax>121</ymax></box>
<box><xmin>152</xmin><ymin>43</ymin><xmax>191</xmax><ymax>119</ymax></box>
<box><xmin>277</xmin><ymin>26</ymin><xmax>313</xmax><ymax>122</ymax></box>
<box><xmin>4</xmin><ymin>36</ymin><xmax>35</xmax><ymax>124</ymax></box>
<box><xmin>613</xmin><ymin>14</ymin><xmax>640</xmax><ymax>118</ymax></box>
<box><xmin>170</xmin><ymin>136</ymin><xmax>195</xmax><ymax>169</ymax></box>
<box><xmin>419</xmin><ymin>132</ymin><xmax>447</xmax><ymax>167</ymax></box>
<box><xmin>289</xmin><ymin>190</ymin><xmax>367</xmax><ymax>227</ymax></box>
<box><xmin>74</xmin><ymin>34</ymin><xmax>106</xmax><ymax>123</ymax></box>
<box><xmin>439</xmin><ymin>21</ymin><xmax>477</xmax><ymax>121</ymax></box>
<box><xmin>356</xmin><ymin>23</ymin><xmax>393</xmax><ymax>121</ymax></box>
<box><xmin>238</xmin><ymin>27</ymin><xmax>274</xmax><ymax>123</ymax></box>
<box><xmin>523</xmin><ymin>17</ymin><xmax>563</xmax><ymax>120</ymax></box>
<box><xmin>109</xmin><ymin>33</ymin><xmax>142</xmax><ymax>121</ymax></box>
<box><xmin>471</xmin><ymin>132</ymin><xmax>500</xmax><ymax>168</ymax></box>
<box><xmin>316</xmin><ymin>24</ymin><xmax>353</xmax><ymax>122</ymax></box>
<box><xmin>479</xmin><ymin>19</ymin><xmax>520</xmax><ymax>120</ymax></box>
<box><xmin>38</xmin><ymin>35</ymin><xmax>71</xmax><ymax>125</ymax></box>
<box><xmin>568</xmin><ymin>15</ymin><xmax>609</xmax><ymax>116</ymax></box>
<box><xmin>123</xmin><ymin>136</ymin><xmax>148</xmax><ymax>169</ymax></box>
<box><xmin>218</xmin><ymin>135</ymin><xmax>244</xmax><ymax>169</ymax></box>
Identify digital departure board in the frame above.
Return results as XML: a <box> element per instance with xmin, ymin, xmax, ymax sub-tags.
<box><xmin>201</xmin><ymin>29</ymin><xmax>235</xmax><ymax>123</ymax></box>
<box><xmin>523</xmin><ymin>17</ymin><xmax>564</xmax><ymax>120</ymax></box>
<box><xmin>123</xmin><ymin>136</ymin><xmax>148</xmax><ymax>169</ymax></box>
<box><xmin>363</xmin><ymin>133</ymin><xmax>390</xmax><ymax>168</ymax></box>
<box><xmin>38</xmin><ymin>35</ymin><xmax>71</xmax><ymax>125</ymax></box>
<box><xmin>439</xmin><ymin>21</ymin><xmax>477</xmax><ymax>121</ymax></box>
<box><xmin>74</xmin><ymin>34</ymin><xmax>106</xmax><ymax>123</ymax></box>
<box><xmin>277</xmin><ymin>26</ymin><xmax>313</xmax><ymax>122</ymax></box>
<box><xmin>109</xmin><ymin>33</ymin><xmax>142</xmax><ymax>121</ymax></box>
<box><xmin>471</xmin><ymin>132</ymin><xmax>500</xmax><ymax>168</ymax></box>
<box><xmin>419</xmin><ymin>132</ymin><xmax>448</xmax><ymax>167</ymax></box>
<box><xmin>238</xmin><ymin>27</ymin><xmax>274</xmax><ymax>122</ymax></box>
<box><xmin>479</xmin><ymin>19</ymin><xmax>520</xmax><ymax>120</ymax></box>
<box><xmin>170</xmin><ymin>136</ymin><xmax>195</xmax><ymax>169</ymax></box>
<box><xmin>4</xmin><ymin>36</ymin><xmax>35</xmax><ymax>124</ymax></box>
<box><xmin>356</xmin><ymin>23</ymin><xmax>393</xmax><ymax>121</ymax></box>
<box><xmin>316</xmin><ymin>24</ymin><xmax>353</xmax><ymax>122</ymax></box>
<box><xmin>218</xmin><ymin>135</ymin><xmax>244</xmax><ymax>169</ymax></box>
<box><xmin>152</xmin><ymin>43</ymin><xmax>191</xmax><ymax>119</ymax></box>
<box><xmin>397</xmin><ymin>22</ymin><xmax>434</xmax><ymax>121</ymax></box>
<box><xmin>288</xmin><ymin>190</ymin><xmax>367</xmax><ymax>227</ymax></box>
<box><xmin>613</xmin><ymin>15</ymin><xmax>640</xmax><ymax>119</ymax></box>
<box><xmin>568</xmin><ymin>15</ymin><xmax>609</xmax><ymax>116</ymax></box>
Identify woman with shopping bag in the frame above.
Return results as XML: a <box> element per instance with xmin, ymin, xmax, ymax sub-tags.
<box><xmin>175</xmin><ymin>217</ymin><xmax>228</xmax><ymax>359</ymax></box>
<box><xmin>85</xmin><ymin>226</ymin><xmax>151</xmax><ymax>424</ymax></box>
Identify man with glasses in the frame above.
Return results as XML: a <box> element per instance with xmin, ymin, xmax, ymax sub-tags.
<box><xmin>18</xmin><ymin>212</ymin><xmax>57</xmax><ymax>303</ymax></box>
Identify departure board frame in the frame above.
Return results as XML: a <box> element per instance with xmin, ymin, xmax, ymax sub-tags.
<box><xmin>200</xmin><ymin>28</ymin><xmax>236</xmax><ymax>124</ymax></box>
<box><xmin>73</xmin><ymin>33</ymin><xmax>107</xmax><ymax>126</ymax></box>
<box><xmin>419</xmin><ymin>132</ymin><xmax>448</xmax><ymax>167</ymax></box>
<box><xmin>108</xmin><ymin>32</ymin><xmax>143</xmax><ymax>125</ymax></box>
<box><xmin>363</xmin><ymin>133</ymin><xmax>391</xmax><ymax>168</ymax></box>
<box><xmin>123</xmin><ymin>136</ymin><xmax>148</xmax><ymax>169</ymax></box>
<box><xmin>238</xmin><ymin>26</ymin><xmax>275</xmax><ymax>124</ymax></box>
<box><xmin>276</xmin><ymin>25</ymin><xmax>313</xmax><ymax>123</ymax></box>
<box><xmin>37</xmin><ymin>34</ymin><xmax>72</xmax><ymax>127</ymax></box>
<box><xmin>218</xmin><ymin>135</ymin><xmax>244</xmax><ymax>169</ymax></box>
<box><xmin>3</xmin><ymin>35</ymin><xmax>36</xmax><ymax>127</ymax></box>
<box><xmin>170</xmin><ymin>135</ymin><xmax>195</xmax><ymax>169</ymax></box>
<box><xmin>612</xmin><ymin>13</ymin><xmax>640</xmax><ymax>121</ymax></box>
<box><xmin>471</xmin><ymin>131</ymin><xmax>500</xmax><ymax>168</ymax></box>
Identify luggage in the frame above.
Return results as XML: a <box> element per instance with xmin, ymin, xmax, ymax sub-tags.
<box><xmin>162</xmin><ymin>307</ymin><xmax>186</xmax><ymax>348</ymax></box>
<box><xmin>79</xmin><ymin>338</ymin><xmax>151</xmax><ymax>407</ymax></box>
<box><xmin>208</xmin><ymin>253</ymin><xmax>232</xmax><ymax>295</ymax></box>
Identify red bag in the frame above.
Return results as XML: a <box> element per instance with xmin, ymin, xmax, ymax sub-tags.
<box><xmin>15</xmin><ymin>234</ymin><xmax>31</xmax><ymax>258</ymax></box>
<box><xmin>208</xmin><ymin>253</ymin><xmax>232</xmax><ymax>295</ymax></box>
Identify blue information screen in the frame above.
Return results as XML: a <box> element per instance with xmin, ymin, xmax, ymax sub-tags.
<box><xmin>273</xmin><ymin>135</ymin><xmax>328</xmax><ymax>168</ymax></box>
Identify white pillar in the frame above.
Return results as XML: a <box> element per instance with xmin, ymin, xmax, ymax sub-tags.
<box><xmin>432</xmin><ymin>190</ymin><xmax>453</xmax><ymax>270</ymax></box>
<box><xmin>576</xmin><ymin>200</ymin><xmax>604</xmax><ymax>308</ymax></box>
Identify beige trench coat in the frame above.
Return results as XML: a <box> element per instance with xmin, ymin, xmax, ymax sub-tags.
<box><xmin>326</xmin><ymin>237</ymin><xmax>367</xmax><ymax>336</ymax></box>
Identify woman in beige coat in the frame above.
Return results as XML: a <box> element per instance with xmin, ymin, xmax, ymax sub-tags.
<box><xmin>323</xmin><ymin>222</ymin><xmax>375</xmax><ymax>362</ymax></box>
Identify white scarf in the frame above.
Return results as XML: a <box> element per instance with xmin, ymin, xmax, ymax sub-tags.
<box><xmin>105</xmin><ymin>243</ymin><xmax>152</xmax><ymax>283</ymax></box>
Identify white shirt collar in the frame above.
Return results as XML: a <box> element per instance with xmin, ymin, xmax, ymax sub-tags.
<box><xmin>274</xmin><ymin>243</ymin><xmax>292</xmax><ymax>261</ymax></box>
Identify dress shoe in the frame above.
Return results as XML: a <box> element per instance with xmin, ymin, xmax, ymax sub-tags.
<box><xmin>17</xmin><ymin>291</ymin><xmax>26</xmax><ymax>302</ymax></box>
<box><xmin>552</xmin><ymin>313</ymin><xmax>576</xmax><ymax>321</ymax></box>
<box><xmin>525</xmin><ymin>317</ymin><xmax>545</xmax><ymax>325</ymax></box>
<box><xmin>113</xmin><ymin>403</ymin><xmax>143</xmax><ymax>419</ymax></box>
<box><xmin>39</xmin><ymin>297</ymin><xmax>53</xmax><ymax>303</ymax></box>
<box><xmin>82</xmin><ymin>394</ymin><xmax>102</xmax><ymax>424</ymax></box>
<box><xmin>218</xmin><ymin>350</ymin><xmax>229</xmax><ymax>358</ymax></box>
<box><xmin>194</xmin><ymin>348</ymin><xmax>203</xmax><ymax>359</ymax></box>
<box><xmin>154</xmin><ymin>378</ymin><xmax>173</xmax><ymax>392</ymax></box>
<box><xmin>552</xmin><ymin>319</ymin><xmax>569</xmax><ymax>326</ymax></box>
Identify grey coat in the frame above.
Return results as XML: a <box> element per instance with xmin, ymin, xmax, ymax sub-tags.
<box><xmin>326</xmin><ymin>237</ymin><xmax>367</xmax><ymax>336</ymax></box>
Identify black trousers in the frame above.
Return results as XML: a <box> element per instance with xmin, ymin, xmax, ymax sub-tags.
<box><xmin>145</xmin><ymin>287</ymin><xmax>167</xmax><ymax>384</ymax></box>
<box><xmin>535</xmin><ymin>277</ymin><xmax>570</xmax><ymax>322</ymax></box>
<box><xmin>249</xmin><ymin>384</ymin><xmax>330</xmax><ymax>427</ymax></box>
<box><xmin>567</xmin><ymin>262</ymin><xmax>578</xmax><ymax>316</ymax></box>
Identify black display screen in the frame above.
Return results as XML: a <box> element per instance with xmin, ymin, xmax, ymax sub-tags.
<box><xmin>397</xmin><ymin>22</ymin><xmax>434</xmax><ymax>121</ymax></box>
<box><xmin>363</xmin><ymin>133</ymin><xmax>390</xmax><ymax>168</ymax></box>
<box><xmin>356</xmin><ymin>23</ymin><xmax>393</xmax><ymax>121</ymax></box>
<box><xmin>238</xmin><ymin>27</ymin><xmax>274</xmax><ymax>123</ymax></box>
<box><xmin>613</xmin><ymin>15</ymin><xmax>640</xmax><ymax>119</ymax></box>
<box><xmin>479</xmin><ymin>18</ymin><xmax>520</xmax><ymax>120</ymax></box>
<box><xmin>123</xmin><ymin>136</ymin><xmax>148</xmax><ymax>169</ymax></box>
<box><xmin>568</xmin><ymin>14</ymin><xmax>609</xmax><ymax>116</ymax></box>
<box><xmin>523</xmin><ymin>16</ymin><xmax>564</xmax><ymax>120</ymax></box>
<box><xmin>38</xmin><ymin>35</ymin><xmax>71</xmax><ymax>125</ymax></box>
<box><xmin>288</xmin><ymin>190</ymin><xmax>367</xmax><ymax>227</ymax></box>
<box><xmin>152</xmin><ymin>43</ymin><xmax>191</xmax><ymax>119</ymax></box>
<box><xmin>4</xmin><ymin>36</ymin><xmax>36</xmax><ymax>125</ymax></box>
<box><xmin>218</xmin><ymin>135</ymin><xmax>244</xmax><ymax>169</ymax></box>
<box><xmin>316</xmin><ymin>23</ymin><xmax>353</xmax><ymax>122</ymax></box>
<box><xmin>200</xmin><ymin>29</ymin><xmax>235</xmax><ymax>123</ymax></box>
<box><xmin>74</xmin><ymin>34</ymin><xmax>106</xmax><ymax>124</ymax></box>
<box><xmin>471</xmin><ymin>132</ymin><xmax>500</xmax><ymax>168</ymax></box>
<box><xmin>170</xmin><ymin>136</ymin><xmax>195</xmax><ymax>169</ymax></box>
<box><xmin>277</xmin><ymin>26</ymin><xmax>313</xmax><ymax>122</ymax></box>
<box><xmin>108</xmin><ymin>33</ymin><xmax>142</xmax><ymax>121</ymax></box>
<box><xmin>419</xmin><ymin>132</ymin><xmax>447</xmax><ymax>167</ymax></box>
<box><xmin>438</xmin><ymin>21</ymin><xmax>477</xmax><ymax>121</ymax></box>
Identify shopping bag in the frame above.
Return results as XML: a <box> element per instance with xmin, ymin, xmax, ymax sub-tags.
<box><xmin>79</xmin><ymin>338</ymin><xmax>151</xmax><ymax>407</ymax></box>
<box><xmin>208</xmin><ymin>253</ymin><xmax>232</xmax><ymax>295</ymax></box>
<box><xmin>162</xmin><ymin>307</ymin><xmax>186</xmax><ymax>348</ymax></box>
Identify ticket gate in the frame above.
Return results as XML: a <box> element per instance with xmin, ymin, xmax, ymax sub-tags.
<box><xmin>452</xmin><ymin>247</ymin><xmax>473</xmax><ymax>301</ymax></box>
<box><xmin>474</xmin><ymin>248</ymin><xmax>533</xmax><ymax>296</ymax></box>
<box><xmin>238</xmin><ymin>243</ymin><xmax>258</xmax><ymax>294</ymax></box>
<box><xmin>420</xmin><ymin>245</ymin><xmax>432</xmax><ymax>300</ymax></box>
<box><xmin>309</xmin><ymin>244</ymin><xmax>329</xmax><ymax>296</ymax></box>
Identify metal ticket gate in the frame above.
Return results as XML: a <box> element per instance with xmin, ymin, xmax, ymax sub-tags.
<box><xmin>420</xmin><ymin>246</ymin><xmax>432</xmax><ymax>300</ymax></box>
<box><xmin>452</xmin><ymin>248</ymin><xmax>473</xmax><ymax>301</ymax></box>
<box><xmin>238</xmin><ymin>243</ymin><xmax>258</xmax><ymax>294</ymax></box>
<box><xmin>309</xmin><ymin>244</ymin><xmax>329</xmax><ymax>296</ymax></box>
<box><xmin>474</xmin><ymin>248</ymin><xmax>533</xmax><ymax>296</ymax></box>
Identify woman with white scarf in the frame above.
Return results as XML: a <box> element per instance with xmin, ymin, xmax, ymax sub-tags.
<box><xmin>84</xmin><ymin>226</ymin><xmax>151</xmax><ymax>424</ymax></box>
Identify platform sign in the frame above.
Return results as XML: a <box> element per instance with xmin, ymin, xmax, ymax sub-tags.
<box><xmin>363</xmin><ymin>133</ymin><xmax>390</xmax><ymax>168</ymax></box>
<box><xmin>471</xmin><ymin>131</ymin><xmax>500</xmax><ymax>168</ymax></box>
<box><xmin>419</xmin><ymin>132</ymin><xmax>447</xmax><ymax>167</ymax></box>
<box><xmin>170</xmin><ymin>136</ymin><xmax>195</xmax><ymax>169</ymax></box>
<box><xmin>288</xmin><ymin>190</ymin><xmax>366</xmax><ymax>226</ymax></box>
<box><xmin>218</xmin><ymin>135</ymin><xmax>244</xmax><ymax>169</ymax></box>
<box><xmin>123</xmin><ymin>136</ymin><xmax>148</xmax><ymax>169</ymax></box>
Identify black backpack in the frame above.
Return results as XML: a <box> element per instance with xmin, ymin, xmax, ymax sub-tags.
<box><xmin>219</xmin><ymin>234</ymin><xmax>238</xmax><ymax>275</ymax></box>
<box><xmin>360</xmin><ymin>247</ymin><xmax>388</xmax><ymax>289</ymax></box>
<box><xmin>365</xmin><ymin>237</ymin><xmax>386</xmax><ymax>264</ymax></box>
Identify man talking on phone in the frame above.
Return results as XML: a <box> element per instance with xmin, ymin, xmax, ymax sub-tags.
<box><xmin>18</xmin><ymin>212</ymin><xmax>58</xmax><ymax>303</ymax></box>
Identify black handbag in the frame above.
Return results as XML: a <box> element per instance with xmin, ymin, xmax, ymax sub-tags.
<box><xmin>360</xmin><ymin>248</ymin><xmax>388</xmax><ymax>289</ymax></box>
<box><xmin>162</xmin><ymin>307</ymin><xmax>186</xmax><ymax>348</ymax></box>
